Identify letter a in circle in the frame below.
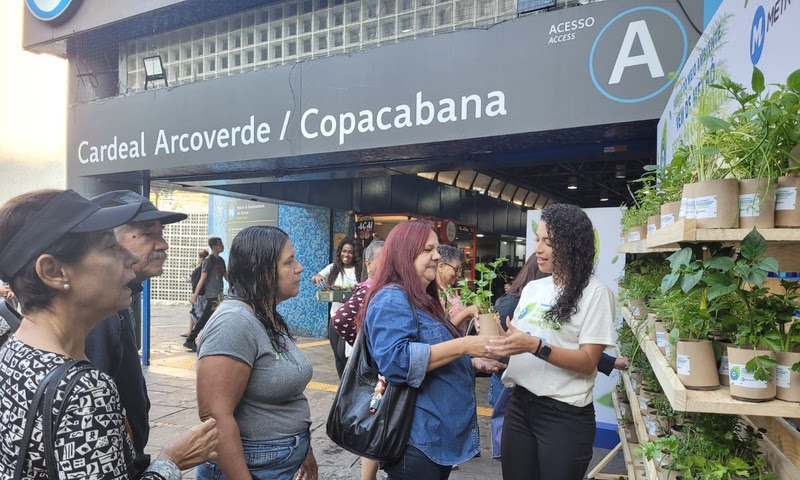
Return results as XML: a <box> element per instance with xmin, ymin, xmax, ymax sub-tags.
<box><xmin>608</xmin><ymin>20</ymin><xmax>664</xmax><ymax>85</ymax></box>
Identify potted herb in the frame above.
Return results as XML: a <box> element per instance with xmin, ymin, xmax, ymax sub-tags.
<box><xmin>457</xmin><ymin>257</ymin><xmax>506</xmax><ymax>336</ymax></box>
<box><xmin>620</xmin><ymin>204</ymin><xmax>651</xmax><ymax>242</ymax></box>
<box><xmin>769</xmin><ymin>280</ymin><xmax>800</xmax><ymax>402</ymax></box>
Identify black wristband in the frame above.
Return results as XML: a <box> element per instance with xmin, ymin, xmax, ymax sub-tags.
<box><xmin>533</xmin><ymin>337</ymin><xmax>543</xmax><ymax>357</ymax></box>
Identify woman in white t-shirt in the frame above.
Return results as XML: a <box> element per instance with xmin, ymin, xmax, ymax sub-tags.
<box><xmin>312</xmin><ymin>237</ymin><xmax>363</xmax><ymax>377</ymax></box>
<box><xmin>486</xmin><ymin>204</ymin><xmax>616</xmax><ymax>480</ymax></box>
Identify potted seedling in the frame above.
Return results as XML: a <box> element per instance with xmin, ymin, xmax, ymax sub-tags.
<box><xmin>457</xmin><ymin>257</ymin><xmax>506</xmax><ymax>336</ymax></box>
<box><xmin>661</xmin><ymin>243</ymin><xmax>741</xmax><ymax>390</ymax></box>
<box><xmin>767</xmin><ymin>280</ymin><xmax>800</xmax><ymax>402</ymax></box>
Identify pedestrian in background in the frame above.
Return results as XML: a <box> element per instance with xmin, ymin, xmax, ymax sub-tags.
<box><xmin>436</xmin><ymin>245</ymin><xmax>478</xmax><ymax>336</ymax></box>
<box><xmin>184</xmin><ymin>248</ymin><xmax>210</xmax><ymax>337</ymax></box>
<box><xmin>311</xmin><ymin>236</ymin><xmax>363</xmax><ymax>377</ymax></box>
<box><xmin>185</xmin><ymin>237</ymin><xmax>228</xmax><ymax>352</ymax></box>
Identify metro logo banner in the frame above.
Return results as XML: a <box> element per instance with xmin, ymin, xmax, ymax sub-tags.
<box><xmin>68</xmin><ymin>0</ymin><xmax>700</xmax><ymax>177</ymax></box>
<box><xmin>657</xmin><ymin>0</ymin><xmax>799</xmax><ymax>167</ymax></box>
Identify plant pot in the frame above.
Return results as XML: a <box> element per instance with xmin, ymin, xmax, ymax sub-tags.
<box><xmin>661</xmin><ymin>470</ymin><xmax>681</xmax><ymax>480</ymax></box>
<box><xmin>676</xmin><ymin>339</ymin><xmax>720</xmax><ymax>390</ymax></box>
<box><xmin>647</xmin><ymin>313</ymin><xmax>658</xmax><ymax>342</ymax></box>
<box><xmin>621</xmin><ymin>423</ymin><xmax>639</xmax><ymax>444</ymax></box>
<box><xmin>654</xmin><ymin>321</ymin><xmax>668</xmax><ymax>354</ymax></box>
<box><xmin>647</xmin><ymin>214</ymin><xmax>661</xmax><ymax>235</ymax></box>
<box><xmin>688</xmin><ymin>179</ymin><xmax>740</xmax><ymax>229</ymax></box>
<box><xmin>679</xmin><ymin>183</ymin><xmax>695</xmax><ymax>219</ymax></box>
<box><xmin>619</xmin><ymin>400</ymin><xmax>630</xmax><ymax>417</ymax></box>
<box><xmin>728</xmin><ymin>346</ymin><xmax>777</xmax><ymax>402</ymax></box>
<box><xmin>620</xmin><ymin>232</ymin><xmax>627</xmax><ymax>245</ymax></box>
<box><xmin>738</xmin><ymin>178</ymin><xmax>777</xmax><ymax>229</ymax></box>
<box><xmin>660</xmin><ymin>201</ymin><xmax>680</xmax><ymax>228</ymax></box>
<box><xmin>638</xmin><ymin>389</ymin><xmax>653</xmax><ymax>413</ymax></box>
<box><xmin>476</xmin><ymin>313</ymin><xmax>500</xmax><ymax>336</ymax></box>
<box><xmin>776</xmin><ymin>351</ymin><xmax>800</xmax><ymax>402</ymax></box>
<box><xmin>670</xmin><ymin>425</ymin><xmax>686</xmax><ymax>439</ymax></box>
<box><xmin>718</xmin><ymin>344</ymin><xmax>730</xmax><ymax>386</ymax></box>
<box><xmin>630</xmin><ymin>372</ymin><xmax>642</xmax><ymax>394</ymax></box>
<box><xmin>775</xmin><ymin>175</ymin><xmax>800</xmax><ymax>227</ymax></box>
<box><xmin>628</xmin><ymin>225</ymin><xmax>647</xmax><ymax>242</ymax></box>
<box><xmin>629</xmin><ymin>298</ymin><xmax>647</xmax><ymax>320</ymax></box>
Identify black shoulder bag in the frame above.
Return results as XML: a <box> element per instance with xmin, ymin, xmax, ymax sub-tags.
<box><xmin>326</xmin><ymin>297</ymin><xmax>420</xmax><ymax>462</ymax></box>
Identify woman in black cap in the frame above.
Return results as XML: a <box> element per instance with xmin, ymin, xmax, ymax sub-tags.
<box><xmin>0</xmin><ymin>189</ymin><xmax>219</xmax><ymax>480</ymax></box>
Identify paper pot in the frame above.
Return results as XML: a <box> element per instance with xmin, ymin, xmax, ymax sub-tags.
<box><xmin>728</xmin><ymin>346</ymin><xmax>776</xmax><ymax>402</ymax></box>
<box><xmin>628</xmin><ymin>225</ymin><xmax>647</xmax><ymax>242</ymax></box>
<box><xmin>738</xmin><ymin>178</ymin><xmax>776</xmax><ymax>229</ymax></box>
<box><xmin>689</xmin><ymin>179</ymin><xmax>739</xmax><ymax>228</ymax></box>
<box><xmin>775</xmin><ymin>176</ymin><xmax>800</xmax><ymax>227</ymax></box>
<box><xmin>629</xmin><ymin>298</ymin><xmax>647</xmax><ymax>320</ymax></box>
<box><xmin>647</xmin><ymin>214</ymin><xmax>661</xmax><ymax>235</ymax></box>
<box><xmin>622</xmin><ymin>423</ymin><xmax>638</xmax><ymax>444</ymax></box>
<box><xmin>660</xmin><ymin>201</ymin><xmax>680</xmax><ymax>228</ymax></box>
<box><xmin>647</xmin><ymin>313</ymin><xmax>657</xmax><ymax>342</ymax></box>
<box><xmin>676</xmin><ymin>339</ymin><xmax>719</xmax><ymax>390</ymax></box>
<box><xmin>776</xmin><ymin>351</ymin><xmax>800</xmax><ymax>402</ymax></box>
<box><xmin>477</xmin><ymin>313</ymin><xmax>500</xmax><ymax>336</ymax></box>
<box><xmin>654</xmin><ymin>321</ymin><xmax>667</xmax><ymax>355</ymax></box>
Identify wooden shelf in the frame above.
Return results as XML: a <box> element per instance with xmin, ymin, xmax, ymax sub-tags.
<box><xmin>621</xmin><ymin>307</ymin><xmax>800</xmax><ymax>417</ymax></box>
<box><xmin>620</xmin><ymin>369</ymin><xmax>660</xmax><ymax>480</ymax></box>
<box><xmin>610</xmin><ymin>393</ymin><xmax>640</xmax><ymax>480</ymax></box>
<box><xmin>646</xmin><ymin>219</ymin><xmax>800</xmax><ymax>249</ymax></box>
<box><xmin>744</xmin><ymin>416</ymin><xmax>800</xmax><ymax>479</ymax></box>
<box><xmin>618</xmin><ymin>240</ymin><xmax>679</xmax><ymax>254</ymax></box>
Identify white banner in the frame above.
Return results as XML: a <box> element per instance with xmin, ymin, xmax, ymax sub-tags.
<box><xmin>658</xmin><ymin>0</ymin><xmax>800</xmax><ymax>166</ymax></box>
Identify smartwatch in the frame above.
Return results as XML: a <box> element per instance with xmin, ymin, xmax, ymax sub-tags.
<box><xmin>536</xmin><ymin>339</ymin><xmax>552</xmax><ymax>361</ymax></box>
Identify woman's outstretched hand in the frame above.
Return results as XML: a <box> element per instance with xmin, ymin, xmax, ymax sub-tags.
<box><xmin>485</xmin><ymin>319</ymin><xmax>540</xmax><ymax>357</ymax></box>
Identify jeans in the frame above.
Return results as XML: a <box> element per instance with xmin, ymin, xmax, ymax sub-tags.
<box><xmin>196</xmin><ymin>430</ymin><xmax>310</xmax><ymax>480</ymax></box>
<box><xmin>383</xmin><ymin>445</ymin><xmax>452</xmax><ymax>480</ymax></box>
<box><xmin>187</xmin><ymin>298</ymin><xmax>219</xmax><ymax>343</ymax></box>
<box><xmin>501</xmin><ymin>387</ymin><xmax>595</xmax><ymax>480</ymax></box>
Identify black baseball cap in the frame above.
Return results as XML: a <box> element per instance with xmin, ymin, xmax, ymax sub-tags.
<box><xmin>91</xmin><ymin>190</ymin><xmax>188</xmax><ymax>225</ymax></box>
<box><xmin>0</xmin><ymin>189</ymin><xmax>143</xmax><ymax>279</ymax></box>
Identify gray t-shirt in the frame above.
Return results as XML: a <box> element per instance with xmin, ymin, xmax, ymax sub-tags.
<box><xmin>197</xmin><ymin>301</ymin><xmax>313</xmax><ymax>441</ymax></box>
<box><xmin>201</xmin><ymin>255</ymin><xmax>226</xmax><ymax>299</ymax></box>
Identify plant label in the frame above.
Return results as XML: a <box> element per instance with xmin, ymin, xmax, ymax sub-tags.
<box><xmin>664</xmin><ymin>342</ymin><xmax>671</xmax><ymax>359</ymax></box>
<box><xmin>647</xmin><ymin>223</ymin><xmax>657</xmax><ymax>234</ymax></box>
<box><xmin>655</xmin><ymin>331</ymin><xmax>667</xmax><ymax>347</ymax></box>
<box><xmin>625</xmin><ymin>429</ymin><xmax>631</xmax><ymax>439</ymax></box>
<box><xmin>739</xmin><ymin>194</ymin><xmax>761</xmax><ymax>217</ymax></box>
<box><xmin>676</xmin><ymin>354</ymin><xmax>690</xmax><ymax>375</ymax></box>
<box><xmin>628</xmin><ymin>230</ymin><xmax>641</xmax><ymax>241</ymax></box>
<box><xmin>729</xmin><ymin>364</ymin><xmax>769</xmax><ymax>389</ymax></box>
<box><xmin>619</xmin><ymin>403</ymin><xmax>627</xmax><ymax>416</ymax></box>
<box><xmin>718</xmin><ymin>355</ymin><xmax>729</xmax><ymax>376</ymax></box>
<box><xmin>776</xmin><ymin>365</ymin><xmax>791</xmax><ymax>389</ymax></box>
<box><xmin>639</xmin><ymin>396</ymin><xmax>649</xmax><ymax>411</ymax></box>
<box><xmin>776</xmin><ymin>187</ymin><xmax>797</xmax><ymax>211</ymax></box>
<box><xmin>631</xmin><ymin>305</ymin><xmax>641</xmax><ymax>316</ymax></box>
<box><xmin>646</xmin><ymin>419</ymin><xmax>658</xmax><ymax>436</ymax></box>
<box><xmin>693</xmin><ymin>195</ymin><xmax>718</xmax><ymax>219</ymax></box>
<box><xmin>679</xmin><ymin>198</ymin><xmax>687</xmax><ymax>218</ymax></box>
<box><xmin>660</xmin><ymin>213</ymin><xmax>675</xmax><ymax>227</ymax></box>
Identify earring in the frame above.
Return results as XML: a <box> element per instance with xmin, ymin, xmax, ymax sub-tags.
<box><xmin>63</xmin><ymin>283</ymin><xmax>70</xmax><ymax>291</ymax></box>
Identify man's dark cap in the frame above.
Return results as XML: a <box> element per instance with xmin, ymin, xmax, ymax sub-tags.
<box><xmin>0</xmin><ymin>190</ymin><xmax>142</xmax><ymax>279</ymax></box>
<box><xmin>92</xmin><ymin>190</ymin><xmax>188</xmax><ymax>225</ymax></box>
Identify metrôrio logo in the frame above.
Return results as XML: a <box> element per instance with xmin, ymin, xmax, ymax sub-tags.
<box><xmin>750</xmin><ymin>6</ymin><xmax>766</xmax><ymax>65</ymax></box>
<box><xmin>25</xmin><ymin>0</ymin><xmax>83</xmax><ymax>23</ymax></box>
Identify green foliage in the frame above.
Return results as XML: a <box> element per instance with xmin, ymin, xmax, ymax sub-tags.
<box><xmin>638</xmin><ymin>414</ymin><xmax>777</xmax><ymax>480</ymax></box>
<box><xmin>457</xmin><ymin>257</ymin><xmax>506</xmax><ymax>314</ymax></box>
<box><xmin>619</xmin><ymin>256</ymin><xmax>670</xmax><ymax>302</ymax></box>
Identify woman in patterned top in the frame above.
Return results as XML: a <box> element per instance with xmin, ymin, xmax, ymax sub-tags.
<box><xmin>0</xmin><ymin>189</ymin><xmax>219</xmax><ymax>480</ymax></box>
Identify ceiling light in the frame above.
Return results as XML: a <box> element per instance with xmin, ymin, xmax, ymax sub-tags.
<box><xmin>476</xmin><ymin>233</ymin><xmax>484</xmax><ymax>238</ymax></box>
<box><xmin>615</xmin><ymin>163</ymin><xmax>626</xmax><ymax>179</ymax></box>
<box><xmin>567</xmin><ymin>176</ymin><xmax>578</xmax><ymax>190</ymax></box>
<box><xmin>600</xmin><ymin>190</ymin><xmax>609</xmax><ymax>202</ymax></box>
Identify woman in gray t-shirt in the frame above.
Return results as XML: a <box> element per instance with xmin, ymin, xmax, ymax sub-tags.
<box><xmin>196</xmin><ymin>226</ymin><xmax>317</xmax><ymax>480</ymax></box>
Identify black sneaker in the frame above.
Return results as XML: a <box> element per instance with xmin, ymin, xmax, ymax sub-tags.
<box><xmin>183</xmin><ymin>340</ymin><xmax>197</xmax><ymax>352</ymax></box>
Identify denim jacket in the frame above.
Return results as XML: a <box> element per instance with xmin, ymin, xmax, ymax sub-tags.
<box><xmin>364</xmin><ymin>285</ymin><xmax>480</xmax><ymax>466</ymax></box>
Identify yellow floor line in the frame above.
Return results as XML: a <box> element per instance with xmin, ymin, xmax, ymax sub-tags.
<box><xmin>296</xmin><ymin>340</ymin><xmax>331</xmax><ymax>349</ymax></box>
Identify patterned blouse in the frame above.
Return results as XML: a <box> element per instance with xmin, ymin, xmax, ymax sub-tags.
<box><xmin>331</xmin><ymin>281</ymin><xmax>371</xmax><ymax>345</ymax></box>
<box><xmin>0</xmin><ymin>337</ymin><xmax>173</xmax><ymax>480</ymax></box>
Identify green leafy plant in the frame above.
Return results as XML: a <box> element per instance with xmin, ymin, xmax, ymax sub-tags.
<box><xmin>774</xmin><ymin>280</ymin><xmax>800</xmax><ymax>373</ymax></box>
<box><xmin>620</xmin><ymin>204</ymin><xmax>651</xmax><ymax>232</ymax></box>
<box><xmin>457</xmin><ymin>257</ymin><xmax>507</xmax><ymax>313</ymax></box>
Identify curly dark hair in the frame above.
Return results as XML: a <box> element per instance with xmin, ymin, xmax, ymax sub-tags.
<box><xmin>328</xmin><ymin>237</ymin><xmax>363</xmax><ymax>285</ymax></box>
<box><xmin>540</xmin><ymin>204</ymin><xmax>595</xmax><ymax>324</ymax></box>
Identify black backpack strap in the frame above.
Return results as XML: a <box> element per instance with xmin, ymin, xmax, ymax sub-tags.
<box><xmin>42</xmin><ymin>361</ymin><xmax>94</xmax><ymax>479</ymax></box>
<box><xmin>13</xmin><ymin>360</ymin><xmax>79</xmax><ymax>480</ymax></box>
<box><xmin>0</xmin><ymin>299</ymin><xmax>22</xmax><ymax>332</ymax></box>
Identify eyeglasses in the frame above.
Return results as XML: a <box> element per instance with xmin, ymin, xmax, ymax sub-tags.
<box><xmin>443</xmin><ymin>263</ymin><xmax>463</xmax><ymax>276</ymax></box>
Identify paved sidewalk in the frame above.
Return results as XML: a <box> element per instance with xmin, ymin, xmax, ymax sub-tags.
<box><xmin>142</xmin><ymin>304</ymin><xmax>626</xmax><ymax>479</ymax></box>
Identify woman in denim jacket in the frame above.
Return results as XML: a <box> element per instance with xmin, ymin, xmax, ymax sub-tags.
<box><xmin>357</xmin><ymin>220</ymin><xmax>505</xmax><ymax>480</ymax></box>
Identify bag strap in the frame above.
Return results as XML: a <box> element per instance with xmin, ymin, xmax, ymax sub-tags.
<box><xmin>13</xmin><ymin>360</ymin><xmax>79</xmax><ymax>480</ymax></box>
<box><xmin>0</xmin><ymin>299</ymin><xmax>22</xmax><ymax>332</ymax></box>
<box><xmin>43</xmin><ymin>361</ymin><xmax>94</xmax><ymax>479</ymax></box>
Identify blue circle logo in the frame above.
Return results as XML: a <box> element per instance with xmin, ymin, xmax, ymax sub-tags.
<box><xmin>750</xmin><ymin>6</ymin><xmax>766</xmax><ymax>65</ymax></box>
<box><xmin>25</xmin><ymin>0</ymin><xmax>83</xmax><ymax>23</ymax></box>
<box><xmin>589</xmin><ymin>6</ymin><xmax>688</xmax><ymax>104</ymax></box>
<box><xmin>730</xmin><ymin>366</ymin><xmax>741</xmax><ymax>382</ymax></box>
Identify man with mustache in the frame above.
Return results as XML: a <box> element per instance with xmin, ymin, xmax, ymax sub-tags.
<box><xmin>85</xmin><ymin>190</ymin><xmax>188</xmax><ymax>459</ymax></box>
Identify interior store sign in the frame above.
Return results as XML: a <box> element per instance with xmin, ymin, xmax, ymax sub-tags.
<box><xmin>657</xmin><ymin>0</ymin><xmax>799</xmax><ymax>167</ymax></box>
<box><xmin>69</xmin><ymin>0</ymin><xmax>699</xmax><ymax>176</ymax></box>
